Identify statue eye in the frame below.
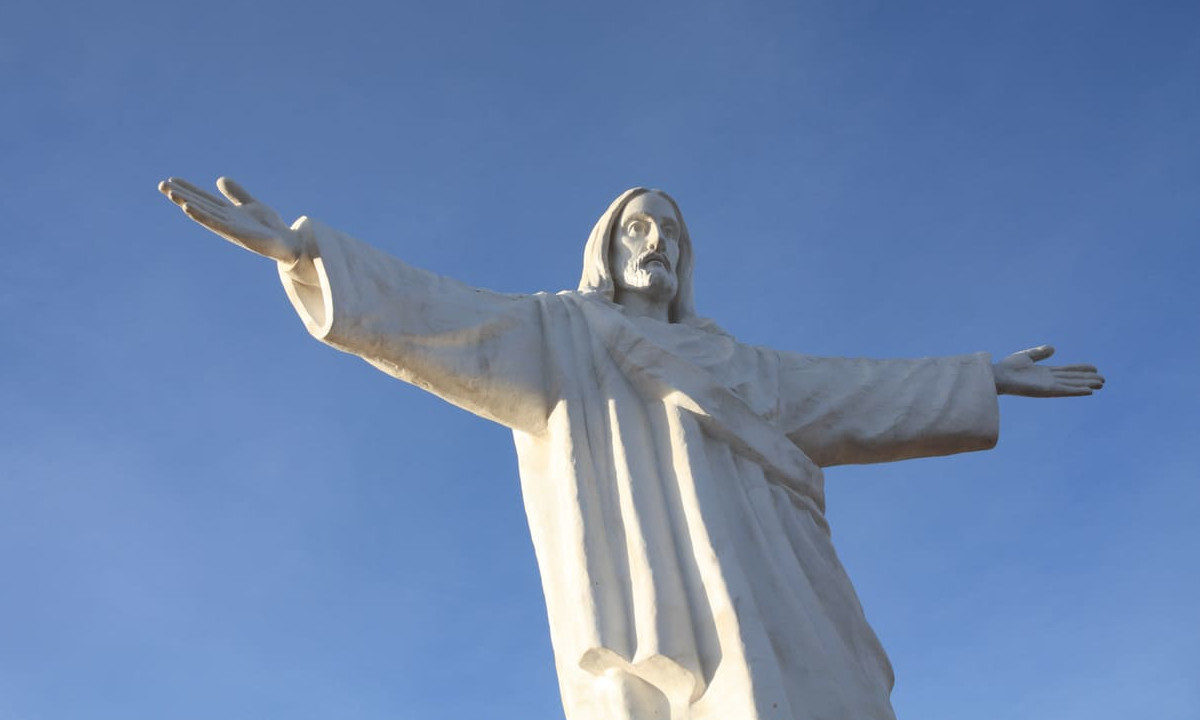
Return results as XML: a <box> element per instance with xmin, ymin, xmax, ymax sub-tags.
<box><xmin>662</xmin><ymin>225</ymin><xmax>677</xmax><ymax>239</ymax></box>
<box><xmin>627</xmin><ymin>220</ymin><xmax>649</xmax><ymax>236</ymax></box>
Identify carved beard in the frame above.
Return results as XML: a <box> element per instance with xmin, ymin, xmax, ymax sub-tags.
<box><xmin>617</xmin><ymin>256</ymin><xmax>678</xmax><ymax>302</ymax></box>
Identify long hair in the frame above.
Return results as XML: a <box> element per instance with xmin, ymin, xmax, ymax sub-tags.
<box><xmin>577</xmin><ymin>188</ymin><xmax>697</xmax><ymax>323</ymax></box>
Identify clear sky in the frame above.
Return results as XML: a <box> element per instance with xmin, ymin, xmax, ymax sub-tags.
<box><xmin>2</xmin><ymin>1</ymin><xmax>1197</xmax><ymax>718</ymax></box>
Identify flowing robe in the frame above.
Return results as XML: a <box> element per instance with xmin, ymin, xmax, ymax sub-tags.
<box><xmin>278</xmin><ymin>218</ymin><xmax>1000</xmax><ymax>720</ymax></box>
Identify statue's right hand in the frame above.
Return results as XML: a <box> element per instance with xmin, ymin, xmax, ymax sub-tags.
<box><xmin>159</xmin><ymin>177</ymin><xmax>302</xmax><ymax>264</ymax></box>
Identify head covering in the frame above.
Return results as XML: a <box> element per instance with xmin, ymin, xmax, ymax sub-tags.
<box><xmin>577</xmin><ymin>188</ymin><xmax>697</xmax><ymax>323</ymax></box>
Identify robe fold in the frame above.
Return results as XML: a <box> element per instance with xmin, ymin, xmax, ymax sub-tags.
<box><xmin>278</xmin><ymin>217</ymin><xmax>1000</xmax><ymax>720</ymax></box>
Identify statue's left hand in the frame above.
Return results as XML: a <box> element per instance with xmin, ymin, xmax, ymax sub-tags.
<box><xmin>993</xmin><ymin>345</ymin><xmax>1105</xmax><ymax>397</ymax></box>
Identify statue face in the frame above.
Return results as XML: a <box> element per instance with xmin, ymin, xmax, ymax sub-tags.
<box><xmin>611</xmin><ymin>192</ymin><xmax>681</xmax><ymax>303</ymax></box>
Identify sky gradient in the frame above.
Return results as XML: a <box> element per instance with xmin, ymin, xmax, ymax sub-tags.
<box><xmin>3</xmin><ymin>1</ymin><xmax>1198</xmax><ymax>718</ymax></box>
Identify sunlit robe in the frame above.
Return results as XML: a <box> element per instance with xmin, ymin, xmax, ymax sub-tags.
<box><xmin>278</xmin><ymin>217</ymin><xmax>999</xmax><ymax>720</ymax></box>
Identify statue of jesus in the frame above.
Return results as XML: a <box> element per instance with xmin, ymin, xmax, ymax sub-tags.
<box><xmin>159</xmin><ymin>177</ymin><xmax>1104</xmax><ymax>720</ymax></box>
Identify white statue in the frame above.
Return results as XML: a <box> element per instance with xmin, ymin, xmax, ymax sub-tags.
<box><xmin>159</xmin><ymin>177</ymin><xmax>1104</xmax><ymax>720</ymax></box>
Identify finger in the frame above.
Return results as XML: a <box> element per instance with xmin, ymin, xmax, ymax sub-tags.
<box><xmin>1020</xmin><ymin>345</ymin><xmax>1055</xmax><ymax>362</ymax></box>
<box><xmin>181</xmin><ymin>203</ymin><xmax>232</xmax><ymax>231</ymax></box>
<box><xmin>160</xmin><ymin>181</ymin><xmax>197</xmax><ymax>206</ymax></box>
<box><xmin>1054</xmin><ymin>373</ymin><xmax>1105</xmax><ymax>384</ymax></box>
<box><xmin>1049</xmin><ymin>383</ymin><xmax>1095</xmax><ymax>396</ymax></box>
<box><xmin>217</xmin><ymin>177</ymin><xmax>257</xmax><ymax>206</ymax></box>
<box><xmin>167</xmin><ymin>188</ymin><xmax>229</xmax><ymax>215</ymax></box>
<box><xmin>163</xmin><ymin>177</ymin><xmax>227</xmax><ymax>206</ymax></box>
<box><xmin>160</xmin><ymin>181</ymin><xmax>229</xmax><ymax>214</ymax></box>
<box><xmin>1053</xmin><ymin>364</ymin><xmax>1099</xmax><ymax>373</ymax></box>
<box><xmin>1056</xmin><ymin>379</ymin><xmax>1104</xmax><ymax>391</ymax></box>
<box><xmin>181</xmin><ymin>202</ymin><xmax>244</xmax><ymax>233</ymax></box>
<box><xmin>1061</xmin><ymin>377</ymin><xmax>1105</xmax><ymax>389</ymax></box>
<box><xmin>161</xmin><ymin>185</ymin><xmax>186</xmax><ymax>207</ymax></box>
<box><xmin>1050</xmin><ymin>371</ymin><xmax>1106</xmax><ymax>382</ymax></box>
<box><xmin>1058</xmin><ymin>381</ymin><xmax>1104</xmax><ymax>391</ymax></box>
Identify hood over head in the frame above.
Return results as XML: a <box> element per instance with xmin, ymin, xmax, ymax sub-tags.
<box><xmin>577</xmin><ymin>188</ymin><xmax>697</xmax><ymax>323</ymax></box>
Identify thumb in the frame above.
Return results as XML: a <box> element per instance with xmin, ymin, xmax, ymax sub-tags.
<box><xmin>1020</xmin><ymin>344</ymin><xmax>1055</xmax><ymax>362</ymax></box>
<box><xmin>218</xmin><ymin>177</ymin><xmax>257</xmax><ymax>206</ymax></box>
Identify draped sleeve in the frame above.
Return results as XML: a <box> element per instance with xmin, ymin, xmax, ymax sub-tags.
<box><xmin>777</xmin><ymin>351</ymin><xmax>1000</xmax><ymax>467</ymax></box>
<box><xmin>276</xmin><ymin>216</ymin><xmax>554</xmax><ymax>435</ymax></box>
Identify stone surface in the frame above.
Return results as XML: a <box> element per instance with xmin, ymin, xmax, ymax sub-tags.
<box><xmin>159</xmin><ymin>178</ymin><xmax>1105</xmax><ymax>720</ymax></box>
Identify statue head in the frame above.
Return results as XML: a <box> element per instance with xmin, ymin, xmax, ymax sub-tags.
<box><xmin>578</xmin><ymin>188</ymin><xmax>697</xmax><ymax>322</ymax></box>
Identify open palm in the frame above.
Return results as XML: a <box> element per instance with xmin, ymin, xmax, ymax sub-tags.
<box><xmin>994</xmin><ymin>345</ymin><xmax>1105</xmax><ymax>397</ymax></box>
<box><xmin>159</xmin><ymin>177</ymin><xmax>301</xmax><ymax>263</ymax></box>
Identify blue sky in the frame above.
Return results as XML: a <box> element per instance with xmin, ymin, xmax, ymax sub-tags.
<box><xmin>2</xmin><ymin>1</ymin><xmax>1197</xmax><ymax>718</ymax></box>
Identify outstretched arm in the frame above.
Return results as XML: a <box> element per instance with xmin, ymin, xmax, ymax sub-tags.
<box><xmin>778</xmin><ymin>351</ymin><xmax>1001</xmax><ymax>466</ymax></box>
<box><xmin>993</xmin><ymin>345</ymin><xmax>1105</xmax><ymax>397</ymax></box>
<box><xmin>159</xmin><ymin>176</ymin><xmax>554</xmax><ymax>434</ymax></box>
<box><xmin>159</xmin><ymin>177</ymin><xmax>303</xmax><ymax>263</ymax></box>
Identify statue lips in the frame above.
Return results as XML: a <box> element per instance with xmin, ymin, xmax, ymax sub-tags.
<box><xmin>640</xmin><ymin>253</ymin><xmax>671</xmax><ymax>272</ymax></box>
